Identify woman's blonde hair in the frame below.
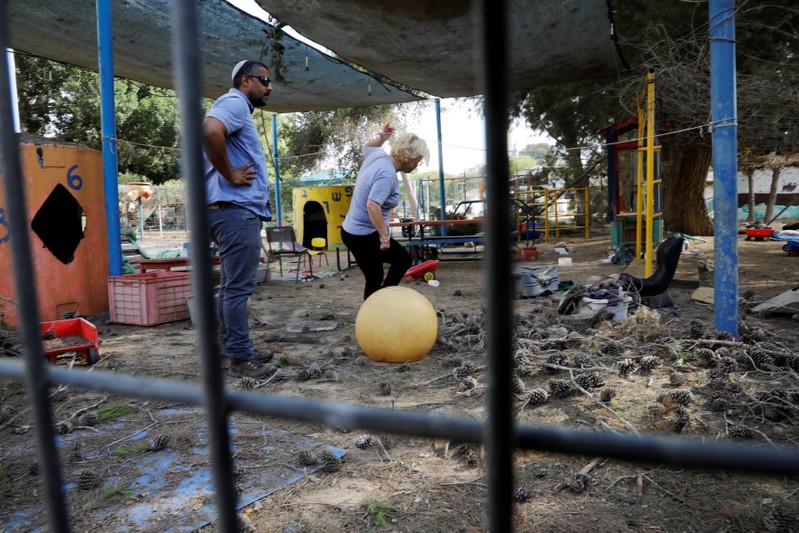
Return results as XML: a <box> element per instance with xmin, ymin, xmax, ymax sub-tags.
<box><xmin>390</xmin><ymin>133</ymin><xmax>429</xmax><ymax>167</ymax></box>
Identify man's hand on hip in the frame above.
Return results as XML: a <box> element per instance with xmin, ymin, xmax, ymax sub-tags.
<box><xmin>229</xmin><ymin>162</ymin><xmax>256</xmax><ymax>186</ymax></box>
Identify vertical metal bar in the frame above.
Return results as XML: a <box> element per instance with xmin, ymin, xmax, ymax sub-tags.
<box><xmin>435</xmin><ymin>98</ymin><xmax>447</xmax><ymax>235</ymax></box>
<box><xmin>636</xmin><ymin>103</ymin><xmax>644</xmax><ymax>257</ymax></box>
<box><xmin>709</xmin><ymin>0</ymin><xmax>739</xmax><ymax>336</ymax></box>
<box><xmin>645</xmin><ymin>69</ymin><xmax>656</xmax><ymax>277</ymax></box>
<box><xmin>0</xmin><ymin>2</ymin><xmax>69</xmax><ymax>530</ymax></box>
<box><xmin>170</xmin><ymin>2</ymin><xmax>239</xmax><ymax>532</ymax></box>
<box><xmin>96</xmin><ymin>0</ymin><xmax>123</xmax><ymax>276</ymax></box>
<box><xmin>272</xmin><ymin>114</ymin><xmax>282</xmax><ymax>225</ymax></box>
<box><xmin>475</xmin><ymin>0</ymin><xmax>514</xmax><ymax>531</ymax></box>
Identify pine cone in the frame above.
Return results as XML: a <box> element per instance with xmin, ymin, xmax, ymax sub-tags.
<box><xmin>728</xmin><ymin>424</ymin><xmax>752</xmax><ymax>441</ymax></box>
<box><xmin>378</xmin><ymin>435</ymin><xmax>394</xmax><ymax>450</ymax></box>
<box><xmin>149</xmin><ymin>434</ymin><xmax>170</xmax><ymax>451</ymax></box>
<box><xmin>618</xmin><ymin>359</ymin><xmax>637</xmax><ymax>378</ymax></box>
<box><xmin>355</xmin><ymin>434</ymin><xmax>374</xmax><ymax>449</ymax></box>
<box><xmin>514</xmin><ymin>487</ymin><xmax>530</xmax><ymax>503</ymax></box>
<box><xmin>748</xmin><ymin>348</ymin><xmax>774</xmax><ymax>370</ymax></box>
<box><xmin>297</xmin><ymin>450</ymin><xmax>318</xmax><ymax>466</ymax></box>
<box><xmin>638</xmin><ymin>355</ymin><xmax>661</xmax><ymax>372</ymax></box>
<box><xmin>461</xmin><ymin>376</ymin><xmax>478</xmax><ymax>390</ymax></box>
<box><xmin>600</xmin><ymin>388</ymin><xmax>617</xmax><ymax>403</ymax></box>
<box><xmin>544</xmin><ymin>353</ymin><xmax>569</xmax><ymax>372</ymax></box>
<box><xmin>713</xmin><ymin>330</ymin><xmax>735</xmax><ymax>341</ymax></box>
<box><xmin>511</xmin><ymin>376</ymin><xmax>526</xmax><ymax>395</ymax></box>
<box><xmin>718</xmin><ymin>357</ymin><xmax>738</xmax><ymax>374</ymax></box>
<box><xmin>295</xmin><ymin>368</ymin><xmax>313</xmax><ymax>381</ymax></box>
<box><xmin>378</xmin><ymin>382</ymin><xmax>392</xmax><ymax>396</ymax></box>
<box><xmin>77</xmin><ymin>411</ymin><xmax>97</xmax><ymax>427</ymax></box>
<box><xmin>567</xmin><ymin>472</ymin><xmax>590</xmax><ymax>494</ymax></box>
<box><xmin>452</xmin><ymin>362</ymin><xmax>476</xmax><ymax>381</ymax></box>
<box><xmin>320</xmin><ymin>447</ymin><xmax>342</xmax><ymax>473</ymax></box>
<box><xmin>707</xmin><ymin>394</ymin><xmax>729</xmax><ymax>413</ymax></box>
<box><xmin>527</xmin><ymin>389</ymin><xmax>549</xmax><ymax>405</ymax></box>
<box><xmin>694</xmin><ymin>347</ymin><xmax>717</xmax><ymax>367</ymax></box>
<box><xmin>548</xmin><ymin>379</ymin><xmax>575</xmax><ymax>399</ymax></box>
<box><xmin>669</xmin><ymin>371</ymin><xmax>686</xmax><ymax>386</ymax></box>
<box><xmin>527</xmin><ymin>389</ymin><xmax>549</xmax><ymax>406</ymax></box>
<box><xmin>600</xmin><ymin>341</ymin><xmax>623</xmax><ymax>357</ymax></box>
<box><xmin>572</xmin><ymin>352</ymin><xmax>594</xmax><ymax>368</ymax></box>
<box><xmin>238</xmin><ymin>377</ymin><xmax>256</xmax><ymax>390</ymax></box>
<box><xmin>77</xmin><ymin>470</ymin><xmax>96</xmax><ymax>491</ymax></box>
<box><xmin>658</xmin><ymin>390</ymin><xmax>694</xmax><ymax>407</ymax></box>
<box><xmin>763</xmin><ymin>502</ymin><xmax>799</xmax><ymax>533</ymax></box>
<box><xmin>55</xmin><ymin>421</ymin><xmax>73</xmax><ymax>435</ymax></box>
<box><xmin>687</xmin><ymin>319</ymin><xmax>707</xmax><ymax>339</ymax></box>
<box><xmin>575</xmin><ymin>372</ymin><xmax>604</xmax><ymax>390</ymax></box>
<box><xmin>671</xmin><ymin>405</ymin><xmax>691</xmax><ymax>432</ymax></box>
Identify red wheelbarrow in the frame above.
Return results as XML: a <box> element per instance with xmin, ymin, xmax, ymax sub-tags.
<box><xmin>403</xmin><ymin>259</ymin><xmax>440</xmax><ymax>282</ymax></box>
<box><xmin>40</xmin><ymin>318</ymin><xmax>100</xmax><ymax>365</ymax></box>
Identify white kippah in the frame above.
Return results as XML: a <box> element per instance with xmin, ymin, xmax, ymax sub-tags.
<box><xmin>231</xmin><ymin>60</ymin><xmax>248</xmax><ymax>81</ymax></box>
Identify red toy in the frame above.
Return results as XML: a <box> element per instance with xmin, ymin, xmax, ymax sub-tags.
<box><xmin>745</xmin><ymin>227</ymin><xmax>774</xmax><ymax>241</ymax></box>
<box><xmin>39</xmin><ymin>318</ymin><xmax>100</xmax><ymax>365</ymax></box>
<box><xmin>403</xmin><ymin>259</ymin><xmax>440</xmax><ymax>282</ymax></box>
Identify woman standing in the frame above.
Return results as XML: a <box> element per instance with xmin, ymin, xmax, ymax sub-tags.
<box><xmin>341</xmin><ymin>124</ymin><xmax>429</xmax><ymax>300</ymax></box>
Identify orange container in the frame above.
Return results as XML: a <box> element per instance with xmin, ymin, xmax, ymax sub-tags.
<box><xmin>108</xmin><ymin>272</ymin><xmax>192</xmax><ymax>326</ymax></box>
<box><xmin>0</xmin><ymin>141</ymin><xmax>109</xmax><ymax>326</ymax></box>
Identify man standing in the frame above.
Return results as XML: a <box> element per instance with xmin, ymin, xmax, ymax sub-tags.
<box><xmin>202</xmin><ymin>60</ymin><xmax>274</xmax><ymax>379</ymax></box>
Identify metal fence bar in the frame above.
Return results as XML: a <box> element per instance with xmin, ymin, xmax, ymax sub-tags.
<box><xmin>0</xmin><ymin>1</ymin><xmax>69</xmax><ymax>529</ymax></box>
<box><xmin>477</xmin><ymin>0</ymin><xmax>515</xmax><ymax>531</ymax></box>
<box><xmin>3</xmin><ymin>359</ymin><xmax>799</xmax><ymax>479</ymax></box>
<box><xmin>171</xmin><ymin>1</ymin><xmax>239</xmax><ymax>532</ymax></box>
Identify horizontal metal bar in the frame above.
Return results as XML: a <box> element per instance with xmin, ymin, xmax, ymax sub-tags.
<box><xmin>2</xmin><ymin>359</ymin><xmax>798</xmax><ymax>478</ymax></box>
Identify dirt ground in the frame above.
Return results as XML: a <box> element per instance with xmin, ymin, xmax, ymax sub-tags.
<box><xmin>1</xmin><ymin>229</ymin><xmax>799</xmax><ymax>532</ymax></box>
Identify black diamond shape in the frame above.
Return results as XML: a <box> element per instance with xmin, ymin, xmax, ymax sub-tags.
<box><xmin>31</xmin><ymin>183</ymin><xmax>85</xmax><ymax>264</ymax></box>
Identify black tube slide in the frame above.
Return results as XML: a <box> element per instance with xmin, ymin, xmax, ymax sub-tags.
<box><xmin>618</xmin><ymin>235</ymin><xmax>685</xmax><ymax>297</ymax></box>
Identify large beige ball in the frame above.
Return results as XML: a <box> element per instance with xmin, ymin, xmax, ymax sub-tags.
<box><xmin>355</xmin><ymin>286</ymin><xmax>438</xmax><ymax>363</ymax></box>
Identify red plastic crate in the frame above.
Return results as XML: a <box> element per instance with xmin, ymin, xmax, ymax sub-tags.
<box><xmin>108</xmin><ymin>271</ymin><xmax>192</xmax><ymax>326</ymax></box>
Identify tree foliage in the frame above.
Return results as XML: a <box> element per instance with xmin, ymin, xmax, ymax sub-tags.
<box><xmin>509</xmin><ymin>1</ymin><xmax>799</xmax><ymax>235</ymax></box>
<box><xmin>15</xmin><ymin>54</ymin><xmax>181</xmax><ymax>184</ymax></box>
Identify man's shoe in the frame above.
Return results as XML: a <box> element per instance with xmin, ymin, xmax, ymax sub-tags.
<box><xmin>229</xmin><ymin>359</ymin><xmax>276</xmax><ymax>379</ymax></box>
<box><xmin>253</xmin><ymin>349</ymin><xmax>274</xmax><ymax>363</ymax></box>
<box><xmin>221</xmin><ymin>350</ymin><xmax>273</xmax><ymax>369</ymax></box>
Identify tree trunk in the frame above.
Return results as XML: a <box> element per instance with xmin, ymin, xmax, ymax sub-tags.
<box><xmin>662</xmin><ymin>143</ymin><xmax>714</xmax><ymax>235</ymax></box>
<box><xmin>765</xmin><ymin>167</ymin><xmax>780</xmax><ymax>224</ymax></box>
<box><xmin>746</xmin><ymin>168</ymin><xmax>755</xmax><ymax>223</ymax></box>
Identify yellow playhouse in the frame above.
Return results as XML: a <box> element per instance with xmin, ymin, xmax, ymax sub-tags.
<box><xmin>292</xmin><ymin>185</ymin><xmax>353</xmax><ymax>248</ymax></box>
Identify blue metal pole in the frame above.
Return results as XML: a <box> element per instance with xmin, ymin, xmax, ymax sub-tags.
<box><xmin>272</xmin><ymin>114</ymin><xmax>282</xmax><ymax>225</ymax></box>
<box><xmin>435</xmin><ymin>98</ymin><xmax>447</xmax><ymax>235</ymax></box>
<box><xmin>97</xmin><ymin>0</ymin><xmax>123</xmax><ymax>276</ymax></box>
<box><xmin>709</xmin><ymin>0</ymin><xmax>739</xmax><ymax>336</ymax></box>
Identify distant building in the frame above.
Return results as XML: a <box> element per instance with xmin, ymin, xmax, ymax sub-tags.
<box><xmin>705</xmin><ymin>163</ymin><xmax>799</xmax><ymax>222</ymax></box>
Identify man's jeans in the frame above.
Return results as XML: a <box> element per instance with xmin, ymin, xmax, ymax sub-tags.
<box><xmin>208</xmin><ymin>206</ymin><xmax>261</xmax><ymax>361</ymax></box>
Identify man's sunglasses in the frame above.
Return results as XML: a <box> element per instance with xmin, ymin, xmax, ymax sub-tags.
<box><xmin>247</xmin><ymin>75</ymin><xmax>271</xmax><ymax>87</ymax></box>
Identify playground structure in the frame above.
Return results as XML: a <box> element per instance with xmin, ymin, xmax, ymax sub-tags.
<box><xmin>292</xmin><ymin>184</ymin><xmax>354</xmax><ymax>249</ymax></box>
<box><xmin>0</xmin><ymin>141</ymin><xmax>109</xmax><ymax>326</ymax></box>
<box><xmin>601</xmin><ymin>69</ymin><xmax>663</xmax><ymax>277</ymax></box>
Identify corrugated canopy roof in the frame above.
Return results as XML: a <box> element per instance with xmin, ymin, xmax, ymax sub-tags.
<box><xmin>7</xmin><ymin>0</ymin><xmax>419</xmax><ymax>112</ymax></box>
<box><xmin>8</xmin><ymin>0</ymin><xmax>621</xmax><ymax>111</ymax></box>
<box><xmin>256</xmin><ymin>0</ymin><xmax>622</xmax><ymax>98</ymax></box>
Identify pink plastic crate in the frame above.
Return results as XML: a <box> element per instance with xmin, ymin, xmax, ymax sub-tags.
<box><xmin>108</xmin><ymin>271</ymin><xmax>192</xmax><ymax>326</ymax></box>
